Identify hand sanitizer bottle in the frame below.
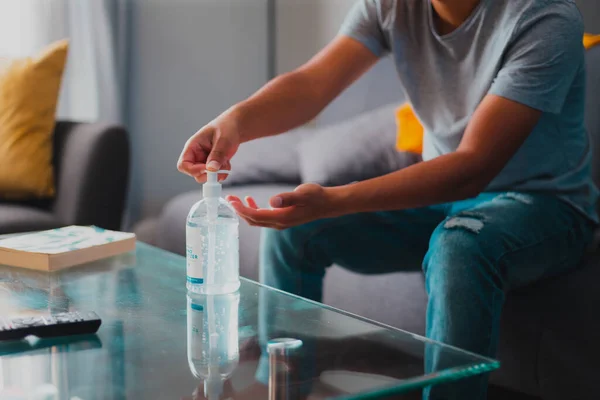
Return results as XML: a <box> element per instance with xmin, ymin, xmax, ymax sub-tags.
<box><xmin>186</xmin><ymin>170</ymin><xmax>240</xmax><ymax>295</ymax></box>
<box><xmin>187</xmin><ymin>292</ymin><xmax>240</xmax><ymax>400</ymax></box>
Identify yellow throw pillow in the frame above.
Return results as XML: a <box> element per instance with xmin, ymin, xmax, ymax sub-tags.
<box><xmin>584</xmin><ymin>33</ymin><xmax>600</xmax><ymax>50</ymax></box>
<box><xmin>395</xmin><ymin>103</ymin><xmax>424</xmax><ymax>154</ymax></box>
<box><xmin>396</xmin><ymin>34</ymin><xmax>600</xmax><ymax>154</ymax></box>
<box><xmin>0</xmin><ymin>40</ymin><xmax>69</xmax><ymax>199</ymax></box>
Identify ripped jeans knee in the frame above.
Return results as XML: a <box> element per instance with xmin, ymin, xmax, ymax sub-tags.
<box><xmin>443</xmin><ymin>210</ymin><xmax>487</xmax><ymax>234</ymax></box>
<box><xmin>442</xmin><ymin>192</ymin><xmax>536</xmax><ymax>235</ymax></box>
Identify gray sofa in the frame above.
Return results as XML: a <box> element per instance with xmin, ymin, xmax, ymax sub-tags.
<box><xmin>143</xmin><ymin>47</ymin><xmax>600</xmax><ymax>399</ymax></box>
<box><xmin>0</xmin><ymin>121</ymin><xmax>130</xmax><ymax>234</ymax></box>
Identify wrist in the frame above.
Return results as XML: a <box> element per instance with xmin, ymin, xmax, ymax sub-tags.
<box><xmin>325</xmin><ymin>184</ymin><xmax>358</xmax><ymax>218</ymax></box>
<box><xmin>226</xmin><ymin>103</ymin><xmax>252</xmax><ymax>143</ymax></box>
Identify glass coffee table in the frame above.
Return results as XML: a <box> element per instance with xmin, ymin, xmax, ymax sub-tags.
<box><xmin>0</xmin><ymin>243</ymin><xmax>498</xmax><ymax>399</ymax></box>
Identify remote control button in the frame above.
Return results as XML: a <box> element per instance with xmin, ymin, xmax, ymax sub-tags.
<box><xmin>21</xmin><ymin>317</ymin><xmax>45</xmax><ymax>327</ymax></box>
<box><xmin>10</xmin><ymin>317</ymin><xmax>45</xmax><ymax>328</ymax></box>
<box><xmin>54</xmin><ymin>314</ymin><xmax>73</xmax><ymax>324</ymax></box>
<box><xmin>10</xmin><ymin>318</ymin><xmax>27</xmax><ymax>329</ymax></box>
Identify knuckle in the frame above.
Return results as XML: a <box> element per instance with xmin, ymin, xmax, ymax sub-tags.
<box><xmin>196</xmin><ymin>124</ymin><xmax>214</xmax><ymax>135</ymax></box>
<box><xmin>193</xmin><ymin>141</ymin><xmax>205</xmax><ymax>152</ymax></box>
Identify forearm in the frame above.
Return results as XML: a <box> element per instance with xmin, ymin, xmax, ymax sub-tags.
<box><xmin>331</xmin><ymin>152</ymin><xmax>489</xmax><ymax>215</ymax></box>
<box><xmin>329</xmin><ymin>95</ymin><xmax>543</xmax><ymax>215</ymax></box>
<box><xmin>229</xmin><ymin>71</ymin><xmax>328</xmax><ymax>143</ymax></box>
<box><xmin>226</xmin><ymin>36</ymin><xmax>378</xmax><ymax>143</ymax></box>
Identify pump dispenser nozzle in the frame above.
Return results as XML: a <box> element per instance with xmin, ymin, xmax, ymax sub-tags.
<box><xmin>203</xmin><ymin>170</ymin><xmax>230</xmax><ymax>199</ymax></box>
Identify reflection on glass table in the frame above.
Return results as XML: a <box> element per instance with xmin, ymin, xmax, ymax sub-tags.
<box><xmin>0</xmin><ymin>242</ymin><xmax>498</xmax><ymax>400</ymax></box>
<box><xmin>187</xmin><ymin>292</ymin><xmax>241</xmax><ymax>400</ymax></box>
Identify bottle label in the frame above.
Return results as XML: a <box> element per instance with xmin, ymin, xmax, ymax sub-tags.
<box><xmin>186</xmin><ymin>226</ymin><xmax>203</xmax><ymax>284</ymax></box>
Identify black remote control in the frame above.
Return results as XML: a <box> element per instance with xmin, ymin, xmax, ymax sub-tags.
<box><xmin>0</xmin><ymin>312</ymin><xmax>101</xmax><ymax>341</ymax></box>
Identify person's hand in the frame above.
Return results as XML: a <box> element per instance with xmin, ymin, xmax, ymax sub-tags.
<box><xmin>177</xmin><ymin>112</ymin><xmax>241</xmax><ymax>183</ymax></box>
<box><xmin>227</xmin><ymin>183</ymin><xmax>340</xmax><ymax>230</ymax></box>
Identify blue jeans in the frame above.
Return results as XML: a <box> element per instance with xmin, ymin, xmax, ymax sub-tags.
<box><xmin>259</xmin><ymin>192</ymin><xmax>594</xmax><ymax>399</ymax></box>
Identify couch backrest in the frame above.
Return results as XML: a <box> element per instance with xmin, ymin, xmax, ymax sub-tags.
<box><xmin>585</xmin><ymin>46</ymin><xmax>600</xmax><ymax>190</ymax></box>
<box><xmin>316</xmin><ymin>57</ymin><xmax>405</xmax><ymax>128</ymax></box>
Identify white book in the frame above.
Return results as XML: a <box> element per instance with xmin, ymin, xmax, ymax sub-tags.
<box><xmin>0</xmin><ymin>226</ymin><xmax>136</xmax><ymax>271</ymax></box>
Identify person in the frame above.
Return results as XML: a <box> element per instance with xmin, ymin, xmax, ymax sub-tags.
<box><xmin>178</xmin><ymin>0</ymin><xmax>598</xmax><ymax>398</ymax></box>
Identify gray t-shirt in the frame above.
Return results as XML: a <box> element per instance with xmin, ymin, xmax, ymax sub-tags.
<box><xmin>341</xmin><ymin>0</ymin><xmax>599</xmax><ymax>222</ymax></box>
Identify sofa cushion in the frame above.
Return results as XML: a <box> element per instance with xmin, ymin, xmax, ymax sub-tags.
<box><xmin>298</xmin><ymin>104</ymin><xmax>421</xmax><ymax>187</ymax></box>
<box><xmin>316</xmin><ymin>57</ymin><xmax>406</xmax><ymax>127</ymax></box>
<box><xmin>531</xmin><ymin>247</ymin><xmax>600</xmax><ymax>400</ymax></box>
<box><xmin>586</xmin><ymin>46</ymin><xmax>600</xmax><ymax>192</ymax></box>
<box><xmin>323</xmin><ymin>267</ymin><xmax>428</xmax><ymax>337</ymax></box>
<box><xmin>133</xmin><ymin>217</ymin><xmax>159</xmax><ymax>247</ymax></box>
<box><xmin>0</xmin><ymin>205</ymin><xmax>61</xmax><ymax>235</ymax></box>
<box><xmin>226</xmin><ymin>129</ymin><xmax>309</xmax><ymax>186</ymax></box>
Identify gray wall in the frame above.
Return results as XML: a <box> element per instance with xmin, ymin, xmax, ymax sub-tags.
<box><xmin>275</xmin><ymin>0</ymin><xmax>354</xmax><ymax>74</ymax></box>
<box><xmin>127</xmin><ymin>0</ymin><xmax>268</xmax><ymax>222</ymax></box>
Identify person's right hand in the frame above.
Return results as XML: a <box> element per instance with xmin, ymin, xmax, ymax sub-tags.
<box><xmin>177</xmin><ymin>112</ymin><xmax>241</xmax><ymax>183</ymax></box>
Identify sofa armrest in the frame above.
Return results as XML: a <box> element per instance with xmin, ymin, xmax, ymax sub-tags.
<box><xmin>52</xmin><ymin>121</ymin><xmax>130</xmax><ymax>230</ymax></box>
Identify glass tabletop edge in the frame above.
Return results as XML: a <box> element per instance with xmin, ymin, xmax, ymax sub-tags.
<box><xmin>333</xmin><ymin>361</ymin><xmax>501</xmax><ymax>400</ymax></box>
<box><xmin>245</xmin><ymin>277</ymin><xmax>498</xmax><ymax>365</ymax></box>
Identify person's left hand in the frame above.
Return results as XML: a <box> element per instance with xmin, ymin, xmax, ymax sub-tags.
<box><xmin>226</xmin><ymin>183</ymin><xmax>339</xmax><ymax>230</ymax></box>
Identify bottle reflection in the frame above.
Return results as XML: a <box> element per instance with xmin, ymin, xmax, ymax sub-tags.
<box><xmin>187</xmin><ymin>292</ymin><xmax>240</xmax><ymax>400</ymax></box>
